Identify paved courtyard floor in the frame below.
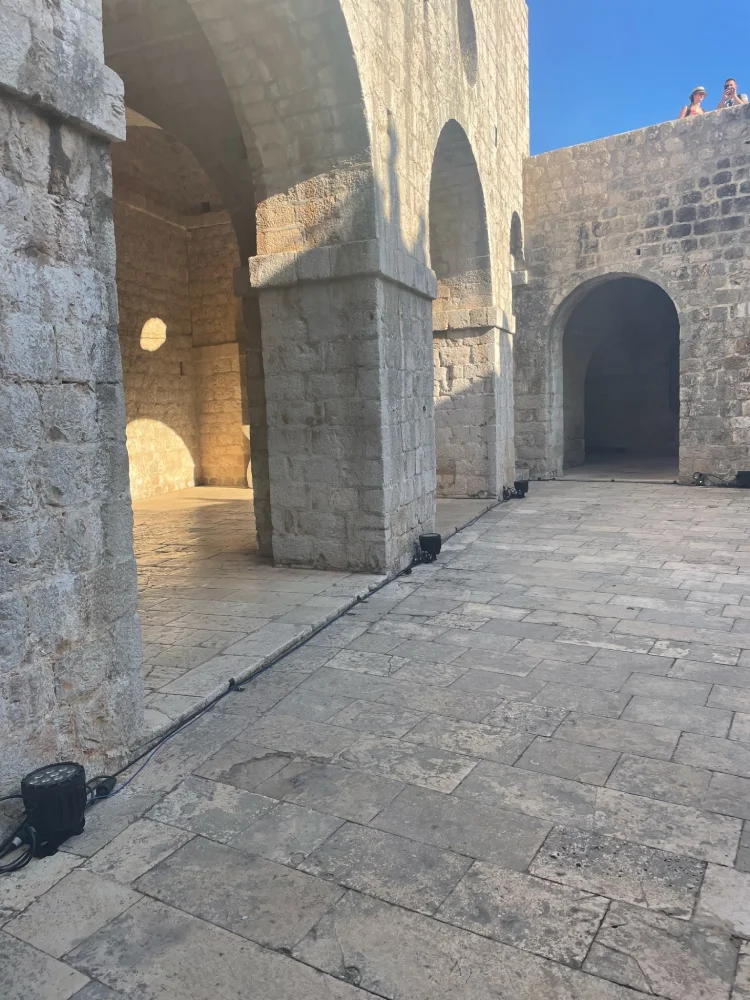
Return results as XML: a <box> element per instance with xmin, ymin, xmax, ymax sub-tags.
<box><xmin>133</xmin><ymin>488</ymin><xmax>492</xmax><ymax>737</ymax></box>
<box><xmin>4</xmin><ymin>480</ymin><xmax>750</xmax><ymax>999</ymax></box>
<box><xmin>562</xmin><ymin>455</ymin><xmax>680</xmax><ymax>483</ymax></box>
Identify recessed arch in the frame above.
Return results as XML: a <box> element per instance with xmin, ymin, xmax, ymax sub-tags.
<box><xmin>560</xmin><ymin>275</ymin><xmax>681</xmax><ymax>476</ymax></box>
<box><xmin>429</xmin><ymin>120</ymin><xmax>497</xmax><ymax>499</ymax></box>
<box><xmin>510</xmin><ymin>211</ymin><xmax>525</xmax><ymax>270</ymax></box>
<box><xmin>429</xmin><ymin>120</ymin><xmax>492</xmax><ymax>326</ymax></box>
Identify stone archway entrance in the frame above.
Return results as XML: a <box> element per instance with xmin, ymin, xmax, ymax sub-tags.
<box><xmin>562</xmin><ymin>277</ymin><xmax>680</xmax><ymax>481</ymax></box>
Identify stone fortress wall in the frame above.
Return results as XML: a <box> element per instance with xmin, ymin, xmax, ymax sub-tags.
<box><xmin>516</xmin><ymin>104</ymin><xmax>750</xmax><ymax>483</ymax></box>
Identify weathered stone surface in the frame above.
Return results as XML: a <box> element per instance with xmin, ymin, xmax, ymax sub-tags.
<box><xmin>373</xmin><ymin>784</ymin><xmax>551</xmax><ymax>870</ymax></box>
<box><xmin>584</xmin><ymin>902</ymin><xmax>738</xmax><ymax>1000</ymax></box>
<box><xmin>135</xmin><ymin>836</ymin><xmax>343</xmax><ymax>950</ymax></box>
<box><xmin>455</xmin><ymin>760</ymin><xmax>598</xmax><ymax>827</ymax></box>
<box><xmin>556</xmin><ymin>714</ymin><xmax>681</xmax><ymax>759</ymax></box>
<box><xmin>0</xmin><ymin>931</ymin><xmax>88</xmax><ymax>1000</ymax></box>
<box><xmin>0</xmin><ymin>851</ymin><xmax>82</xmax><ymax>922</ymax></box>
<box><xmin>67</xmin><ymin>897</ymin><xmax>361</xmax><ymax>999</ymax></box>
<box><xmin>594</xmin><ymin>787</ymin><xmax>741</xmax><ymax>865</ymax></box>
<box><xmin>516</xmin><ymin>737</ymin><xmax>619</xmax><ymax>785</ymax></box>
<box><xmin>230</xmin><ymin>802</ymin><xmax>343</xmax><ymax>866</ymax></box>
<box><xmin>606</xmin><ymin>754</ymin><xmax>713</xmax><ymax>808</ymax></box>
<box><xmin>481</xmin><ymin>700</ymin><xmax>570</xmax><ymax>736</ymax></box>
<box><xmin>334</xmin><ymin>735</ymin><xmax>478</xmax><ymax>792</ymax></box>
<box><xmin>530</xmin><ymin>826</ymin><xmax>705</xmax><ymax>919</ymax></box>
<box><xmin>294</xmin><ymin>891</ymin><xmax>645</xmax><ymax>999</ymax></box>
<box><xmin>5</xmin><ymin>871</ymin><xmax>140</xmax><ymax>959</ymax></box>
<box><xmin>622</xmin><ymin>697</ymin><xmax>732</xmax><ymax>738</ymax></box>
<box><xmin>704</xmin><ymin>772</ymin><xmax>750</xmax><ymax>821</ymax></box>
<box><xmin>84</xmin><ymin>818</ymin><xmax>193</xmax><ymax>884</ymax></box>
<box><xmin>234</xmin><ymin>715</ymin><xmax>358</xmax><ymax>759</ymax></box>
<box><xmin>405</xmin><ymin>715</ymin><xmax>533</xmax><ymax>763</ymax></box>
<box><xmin>256</xmin><ymin>761</ymin><xmax>404</xmax><ymax>823</ymax></box>
<box><xmin>194</xmin><ymin>741</ymin><xmax>294</xmax><ymax>791</ymax></box>
<box><xmin>146</xmin><ymin>775</ymin><xmax>274</xmax><ymax>843</ymax></box>
<box><xmin>437</xmin><ymin>861</ymin><xmax>608</xmax><ymax>965</ymax></box>
<box><xmin>697</xmin><ymin>865</ymin><xmax>750</xmax><ymax>937</ymax></box>
<box><xmin>299</xmin><ymin>823</ymin><xmax>471</xmax><ymax>914</ymax></box>
<box><xmin>675</xmin><ymin>733</ymin><xmax>750</xmax><ymax>778</ymax></box>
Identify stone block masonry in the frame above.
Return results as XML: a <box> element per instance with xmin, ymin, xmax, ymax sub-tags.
<box><xmin>0</xmin><ymin>0</ymin><xmax>143</xmax><ymax>787</ymax></box>
<box><xmin>516</xmin><ymin>104</ymin><xmax>750</xmax><ymax>482</ymax></box>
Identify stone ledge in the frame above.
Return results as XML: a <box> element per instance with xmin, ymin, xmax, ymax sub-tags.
<box><xmin>0</xmin><ymin>3</ymin><xmax>125</xmax><ymax>141</ymax></box>
<box><xmin>248</xmin><ymin>240</ymin><xmax>438</xmax><ymax>300</ymax></box>
<box><xmin>433</xmin><ymin>306</ymin><xmax>515</xmax><ymax>333</ymax></box>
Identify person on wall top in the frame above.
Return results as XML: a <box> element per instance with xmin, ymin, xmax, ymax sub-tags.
<box><xmin>679</xmin><ymin>86</ymin><xmax>707</xmax><ymax>118</ymax></box>
<box><xmin>716</xmin><ymin>79</ymin><xmax>748</xmax><ymax>109</ymax></box>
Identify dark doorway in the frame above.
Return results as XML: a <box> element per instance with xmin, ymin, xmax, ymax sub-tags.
<box><xmin>563</xmin><ymin>277</ymin><xmax>679</xmax><ymax>476</ymax></box>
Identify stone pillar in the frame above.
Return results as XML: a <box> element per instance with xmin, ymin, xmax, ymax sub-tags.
<box><xmin>250</xmin><ymin>240</ymin><xmax>437</xmax><ymax>574</ymax></box>
<box><xmin>0</xmin><ymin>0</ymin><xmax>143</xmax><ymax>787</ymax></box>
<box><xmin>234</xmin><ymin>271</ymin><xmax>272</xmax><ymax>557</ymax></box>
<box><xmin>433</xmin><ymin>309</ymin><xmax>516</xmax><ymax>499</ymax></box>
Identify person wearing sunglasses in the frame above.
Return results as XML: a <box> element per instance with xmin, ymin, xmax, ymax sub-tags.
<box><xmin>717</xmin><ymin>79</ymin><xmax>748</xmax><ymax>109</ymax></box>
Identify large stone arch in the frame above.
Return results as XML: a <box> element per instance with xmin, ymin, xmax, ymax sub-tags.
<box><xmin>428</xmin><ymin>120</ymin><xmax>510</xmax><ymax>498</ymax></box>
<box><xmin>517</xmin><ymin>267</ymin><xmax>685</xmax><ymax>479</ymax></box>
<box><xmin>103</xmin><ymin>0</ymin><xmax>406</xmax><ymax>572</ymax></box>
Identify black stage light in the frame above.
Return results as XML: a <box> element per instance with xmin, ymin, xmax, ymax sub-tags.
<box><xmin>419</xmin><ymin>533</ymin><xmax>442</xmax><ymax>562</ymax></box>
<box><xmin>737</xmin><ymin>472</ymin><xmax>750</xmax><ymax>489</ymax></box>
<box><xmin>514</xmin><ymin>480</ymin><xmax>529</xmax><ymax>498</ymax></box>
<box><xmin>21</xmin><ymin>762</ymin><xmax>87</xmax><ymax>856</ymax></box>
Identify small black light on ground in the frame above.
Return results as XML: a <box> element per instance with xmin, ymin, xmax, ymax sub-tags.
<box><xmin>737</xmin><ymin>472</ymin><xmax>750</xmax><ymax>489</ymax></box>
<box><xmin>21</xmin><ymin>762</ymin><xmax>87</xmax><ymax>856</ymax></box>
<box><xmin>514</xmin><ymin>480</ymin><xmax>529</xmax><ymax>498</ymax></box>
<box><xmin>418</xmin><ymin>532</ymin><xmax>442</xmax><ymax>562</ymax></box>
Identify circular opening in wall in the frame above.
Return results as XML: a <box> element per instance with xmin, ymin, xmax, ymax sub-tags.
<box><xmin>140</xmin><ymin>317</ymin><xmax>167</xmax><ymax>352</ymax></box>
<box><xmin>457</xmin><ymin>0</ymin><xmax>478</xmax><ymax>85</ymax></box>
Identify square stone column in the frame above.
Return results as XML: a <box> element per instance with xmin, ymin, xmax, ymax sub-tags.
<box><xmin>250</xmin><ymin>240</ymin><xmax>437</xmax><ymax>574</ymax></box>
<box><xmin>0</xmin><ymin>0</ymin><xmax>143</xmax><ymax>788</ymax></box>
<box><xmin>433</xmin><ymin>309</ymin><xmax>516</xmax><ymax>499</ymax></box>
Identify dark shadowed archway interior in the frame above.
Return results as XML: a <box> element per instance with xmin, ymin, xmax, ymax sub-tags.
<box><xmin>563</xmin><ymin>277</ymin><xmax>680</xmax><ymax>474</ymax></box>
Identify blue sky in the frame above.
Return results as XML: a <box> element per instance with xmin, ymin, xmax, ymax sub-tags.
<box><xmin>529</xmin><ymin>0</ymin><xmax>750</xmax><ymax>154</ymax></box>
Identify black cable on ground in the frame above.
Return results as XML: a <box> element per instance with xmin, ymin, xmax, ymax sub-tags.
<box><xmin>89</xmin><ymin>493</ymin><xmax>509</xmax><ymax>794</ymax></box>
<box><xmin>0</xmin><ymin>493</ymin><xmax>513</xmax><ymax>867</ymax></box>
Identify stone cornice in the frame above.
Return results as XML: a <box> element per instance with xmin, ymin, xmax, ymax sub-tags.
<box><xmin>247</xmin><ymin>240</ymin><xmax>438</xmax><ymax>300</ymax></box>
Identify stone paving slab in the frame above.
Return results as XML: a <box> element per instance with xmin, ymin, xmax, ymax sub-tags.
<box><xmin>67</xmin><ymin>897</ymin><xmax>361</xmax><ymax>1000</ymax></box>
<box><xmin>4</xmin><ymin>871</ymin><xmax>140</xmax><ymax>959</ymax></box>
<box><xmin>584</xmin><ymin>901</ymin><xmax>738</xmax><ymax>1000</ymax></box>
<box><xmin>299</xmin><ymin>823</ymin><xmax>472</xmax><ymax>914</ymax></box>
<box><xmin>436</xmin><ymin>860</ymin><xmax>609</xmax><ymax>965</ymax></box>
<box><xmin>0</xmin><ymin>932</ymin><xmax>88</xmax><ymax>1000</ymax></box>
<box><xmin>293</xmin><ymin>890</ymin><xmax>645</xmax><ymax>1000</ymax></box>
<box><xmin>135</xmin><ymin>836</ymin><xmax>344</xmax><ymax>950</ymax></box>
<box><xmin>529</xmin><ymin>825</ymin><xmax>705</xmax><ymax>918</ymax></box>
<box><xmin>255</xmin><ymin>761</ymin><xmax>405</xmax><ymax>823</ymax></box>
<box><xmin>455</xmin><ymin>760</ymin><xmax>598</xmax><ymax>828</ymax></box>
<box><xmin>372</xmin><ymin>784</ymin><xmax>551</xmax><ymax>870</ymax></box>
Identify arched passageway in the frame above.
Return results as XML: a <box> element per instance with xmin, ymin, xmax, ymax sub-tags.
<box><xmin>562</xmin><ymin>277</ymin><xmax>680</xmax><ymax>478</ymax></box>
<box><xmin>429</xmin><ymin>121</ymin><xmax>497</xmax><ymax>498</ymax></box>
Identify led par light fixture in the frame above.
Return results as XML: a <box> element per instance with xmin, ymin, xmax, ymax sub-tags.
<box><xmin>418</xmin><ymin>532</ymin><xmax>442</xmax><ymax>562</ymax></box>
<box><xmin>21</xmin><ymin>762</ymin><xmax>87</xmax><ymax>855</ymax></box>
<box><xmin>514</xmin><ymin>480</ymin><xmax>529</xmax><ymax>498</ymax></box>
